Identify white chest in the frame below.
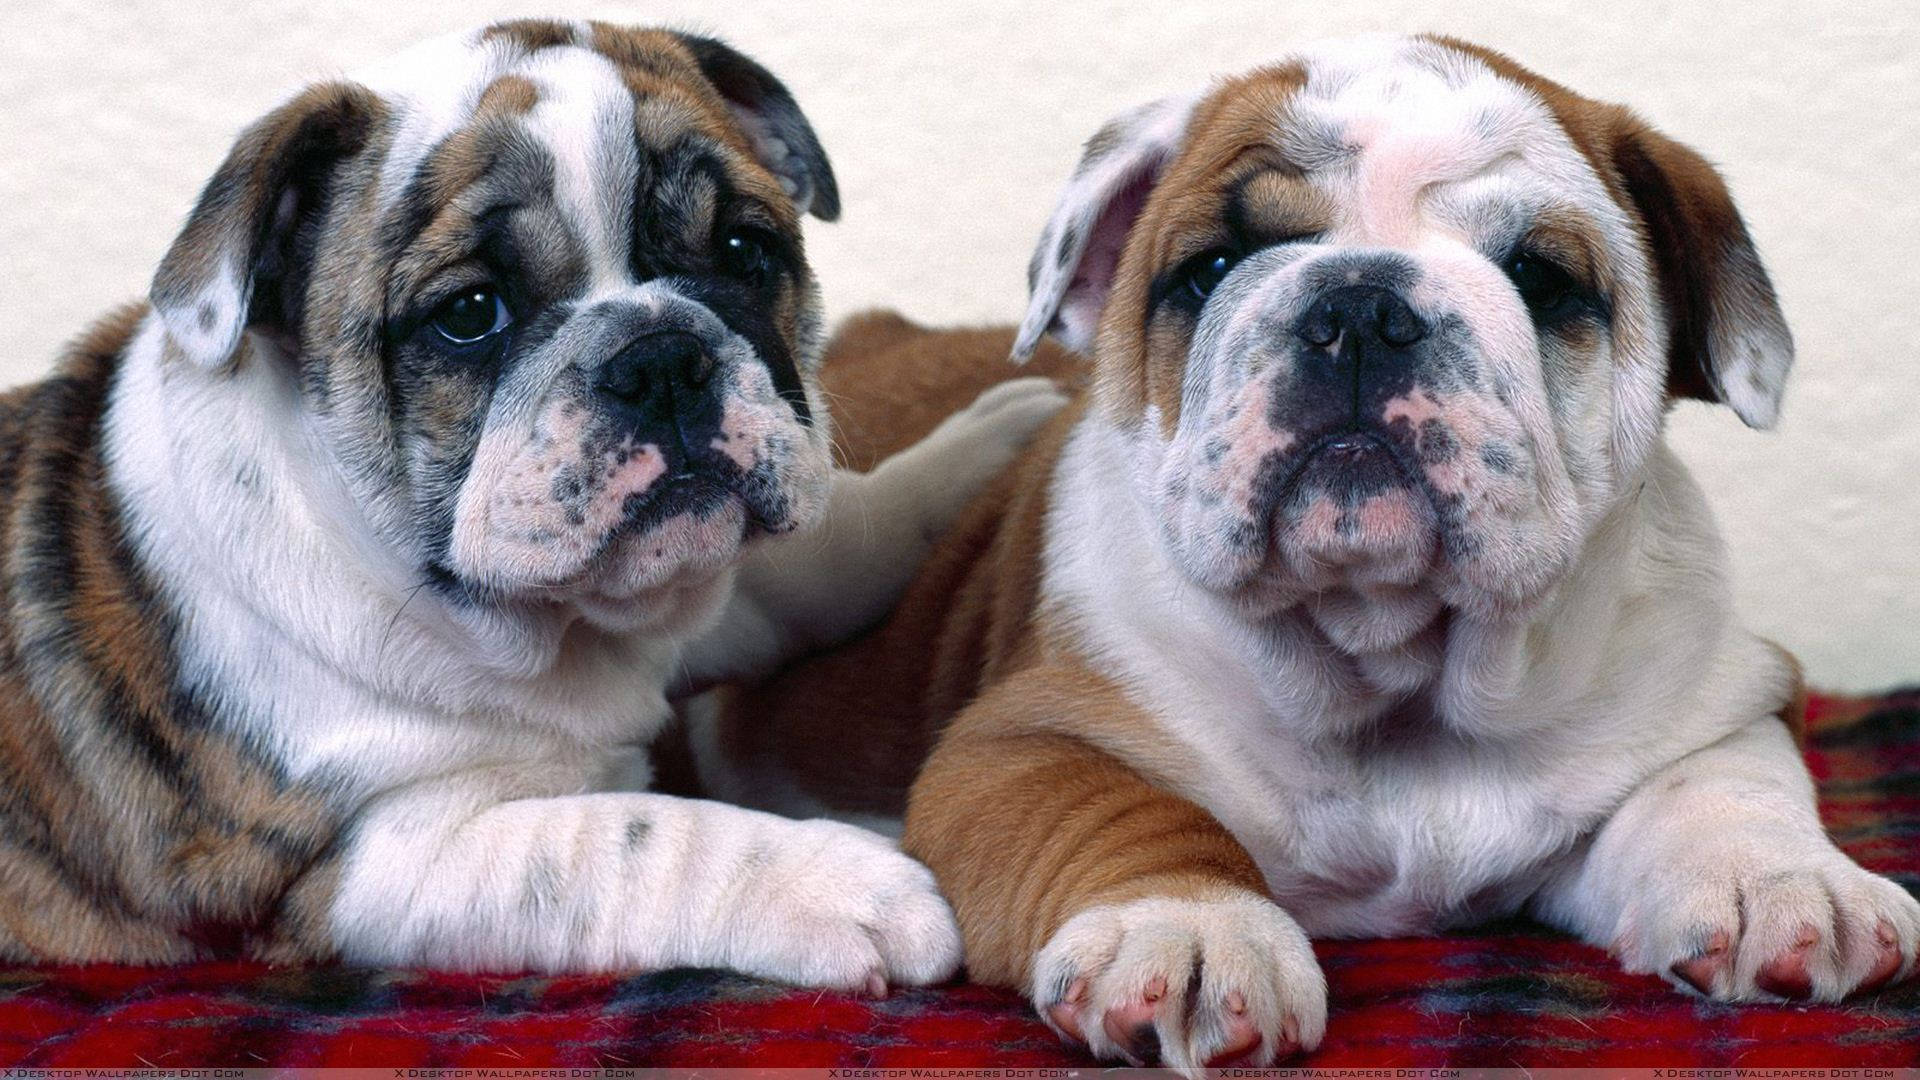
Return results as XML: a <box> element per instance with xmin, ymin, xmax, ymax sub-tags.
<box><xmin>1188</xmin><ymin>723</ymin><xmax>1592</xmax><ymax>937</ymax></box>
<box><xmin>181</xmin><ymin>598</ymin><xmax>682</xmax><ymax>801</ymax></box>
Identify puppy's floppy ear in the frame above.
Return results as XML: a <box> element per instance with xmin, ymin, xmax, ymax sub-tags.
<box><xmin>1612</xmin><ymin>120</ymin><xmax>1793</xmax><ymax>428</ymax></box>
<box><xmin>149</xmin><ymin>82</ymin><xmax>382</xmax><ymax>370</ymax></box>
<box><xmin>674</xmin><ymin>33</ymin><xmax>840</xmax><ymax>222</ymax></box>
<box><xmin>1012</xmin><ymin>93</ymin><xmax>1199</xmax><ymax>363</ymax></box>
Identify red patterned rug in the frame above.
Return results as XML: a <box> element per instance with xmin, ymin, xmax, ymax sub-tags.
<box><xmin>3</xmin><ymin>690</ymin><xmax>1916</xmax><ymax>1068</ymax></box>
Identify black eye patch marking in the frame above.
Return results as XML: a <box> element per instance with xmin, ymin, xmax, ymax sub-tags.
<box><xmin>629</xmin><ymin>140</ymin><xmax>799</xmax><ymax>287</ymax></box>
<box><xmin>631</xmin><ymin>140</ymin><xmax>713</xmax><ymax>279</ymax></box>
<box><xmin>389</xmin><ymin>278</ymin><xmax>517</xmax><ymax>374</ymax></box>
<box><xmin>631</xmin><ymin>139</ymin><xmax>796</xmax><ymax>283</ymax></box>
<box><xmin>385</xmin><ymin>200</ymin><xmax>580</xmax><ymax>342</ymax></box>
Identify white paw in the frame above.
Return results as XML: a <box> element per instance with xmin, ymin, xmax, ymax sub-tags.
<box><xmin>722</xmin><ymin>817</ymin><xmax>962</xmax><ymax>994</ymax></box>
<box><xmin>1611</xmin><ymin>833</ymin><xmax>1920</xmax><ymax>1002</ymax></box>
<box><xmin>959</xmin><ymin>373</ymin><xmax>1075</xmax><ymax>429</ymax></box>
<box><xmin>899</xmin><ymin>376</ymin><xmax>1069</xmax><ymax>537</ymax></box>
<box><xmin>1032</xmin><ymin>891</ymin><xmax>1326</xmax><ymax>1075</ymax></box>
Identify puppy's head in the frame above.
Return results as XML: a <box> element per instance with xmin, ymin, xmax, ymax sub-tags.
<box><xmin>147</xmin><ymin>20</ymin><xmax>840</xmax><ymax>633</ymax></box>
<box><xmin>1019</xmin><ymin>36</ymin><xmax>1791</xmax><ymax>619</ymax></box>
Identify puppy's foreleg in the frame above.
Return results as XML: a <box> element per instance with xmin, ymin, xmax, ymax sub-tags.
<box><xmin>1532</xmin><ymin>716</ymin><xmax>1920</xmax><ymax>1000</ymax></box>
<box><xmin>680</xmin><ymin>377</ymin><xmax>1065</xmax><ymax>687</ymax></box>
<box><xmin>323</xmin><ymin>763</ymin><xmax>960</xmax><ymax>988</ymax></box>
<box><xmin>905</xmin><ymin>665</ymin><xmax>1325</xmax><ymax>1074</ymax></box>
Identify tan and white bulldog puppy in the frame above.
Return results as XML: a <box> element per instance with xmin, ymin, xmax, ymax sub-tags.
<box><xmin>0</xmin><ymin>19</ymin><xmax>1068</xmax><ymax>988</ymax></box>
<box><xmin>698</xmin><ymin>35</ymin><xmax>1920</xmax><ymax>1069</ymax></box>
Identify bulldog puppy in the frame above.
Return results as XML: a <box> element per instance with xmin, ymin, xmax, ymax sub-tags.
<box><xmin>698</xmin><ymin>36</ymin><xmax>1919</xmax><ymax>1069</ymax></box>
<box><xmin>0</xmin><ymin>19</ymin><xmax>1068</xmax><ymax>990</ymax></box>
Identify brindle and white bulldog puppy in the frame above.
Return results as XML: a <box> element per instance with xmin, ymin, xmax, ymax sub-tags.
<box><xmin>0</xmin><ymin>20</ymin><xmax>1068</xmax><ymax>988</ymax></box>
<box><xmin>697</xmin><ymin>35</ymin><xmax>1920</xmax><ymax>1069</ymax></box>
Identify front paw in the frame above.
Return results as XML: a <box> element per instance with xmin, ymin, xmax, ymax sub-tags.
<box><xmin>1612</xmin><ymin>839</ymin><xmax>1920</xmax><ymax>1001</ymax></box>
<box><xmin>1031</xmin><ymin>891</ymin><xmax>1326</xmax><ymax>1075</ymax></box>
<box><xmin>943</xmin><ymin>375</ymin><xmax>1072</xmax><ymax>453</ymax></box>
<box><xmin>724</xmin><ymin>818</ymin><xmax>962</xmax><ymax>994</ymax></box>
<box><xmin>900</xmin><ymin>376</ymin><xmax>1069</xmax><ymax>535</ymax></box>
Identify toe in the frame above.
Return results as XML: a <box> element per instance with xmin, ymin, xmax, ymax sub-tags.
<box><xmin>1100</xmin><ymin>995</ymin><xmax>1162</xmax><ymax>1064</ymax></box>
<box><xmin>1856</xmin><ymin>920</ymin><xmax>1904</xmax><ymax>993</ymax></box>
<box><xmin>1204</xmin><ymin>993</ymin><xmax>1263</xmax><ymax>1067</ymax></box>
<box><xmin>1047</xmin><ymin>978</ymin><xmax>1090</xmax><ymax>1043</ymax></box>
<box><xmin>1671</xmin><ymin>930</ymin><xmax>1733</xmax><ymax>994</ymax></box>
<box><xmin>1206</xmin><ymin>1036</ymin><xmax>1264</xmax><ymax>1068</ymax></box>
<box><xmin>1755</xmin><ymin>924</ymin><xmax>1819</xmax><ymax>999</ymax></box>
<box><xmin>1278</xmin><ymin>1013</ymin><xmax>1305</xmax><ymax>1058</ymax></box>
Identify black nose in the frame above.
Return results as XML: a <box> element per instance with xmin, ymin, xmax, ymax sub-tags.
<box><xmin>1295</xmin><ymin>285</ymin><xmax>1428</xmax><ymax>350</ymax></box>
<box><xmin>596</xmin><ymin>330</ymin><xmax>715</xmax><ymax>414</ymax></box>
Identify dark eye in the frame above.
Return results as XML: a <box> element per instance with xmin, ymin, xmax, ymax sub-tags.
<box><xmin>1178</xmin><ymin>248</ymin><xmax>1240</xmax><ymax>300</ymax></box>
<box><xmin>430</xmin><ymin>288</ymin><xmax>511</xmax><ymax>345</ymax></box>
<box><xmin>1502</xmin><ymin>250</ymin><xmax>1582</xmax><ymax>317</ymax></box>
<box><xmin>718</xmin><ymin>228</ymin><xmax>778</xmax><ymax>284</ymax></box>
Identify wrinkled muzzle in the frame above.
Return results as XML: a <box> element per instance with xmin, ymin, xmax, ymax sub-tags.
<box><xmin>449</xmin><ymin>285</ymin><xmax>828</xmax><ymax>613</ymax></box>
<box><xmin>1156</xmin><ymin>246</ymin><xmax>1580</xmax><ymax>615</ymax></box>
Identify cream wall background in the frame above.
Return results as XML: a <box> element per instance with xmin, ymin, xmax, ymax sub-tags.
<box><xmin>1</xmin><ymin>1</ymin><xmax>1914</xmax><ymax>689</ymax></box>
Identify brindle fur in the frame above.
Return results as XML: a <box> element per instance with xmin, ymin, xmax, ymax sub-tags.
<box><xmin>0</xmin><ymin>308</ymin><xmax>338</xmax><ymax>963</ymax></box>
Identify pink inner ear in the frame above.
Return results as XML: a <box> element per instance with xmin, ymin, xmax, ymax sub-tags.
<box><xmin>1056</xmin><ymin>167</ymin><xmax>1161</xmax><ymax>346</ymax></box>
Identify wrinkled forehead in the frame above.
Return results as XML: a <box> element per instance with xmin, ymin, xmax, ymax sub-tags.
<box><xmin>313</xmin><ymin>20</ymin><xmax>798</xmax><ymax>312</ymax></box>
<box><xmin>347</xmin><ymin>21</ymin><xmax>771</xmax><ymax>228</ymax></box>
<box><xmin>1189</xmin><ymin>36</ymin><xmax>1626</xmax><ymax>245</ymax></box>
<box><xmin>361</xmin><ymin>25</ymin><xmax>697</xmax><ymax>169</ymax></box>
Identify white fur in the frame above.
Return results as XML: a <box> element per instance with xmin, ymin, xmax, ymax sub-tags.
<box><xmin>517</xmin><ymin>44</ymin><xmax>643</xmax><ymax>298</ymax></box>
<box><xmin>1708</xmin><ymin>264</ymin><xmax>1796</xmax><ymax>429</ymax></box>
<box><xmin>1535</xmin><ymin>717</ymin><xmax>1920</xmax><ymax>1000</ymax></box>
<box><xmin>354</xmin><ymin>27</ymin><xmax>522</xmax><ymax>213</ymax></box>
<box><xmin>154</xmin><ymin>254</ymin><xmax>249</xmax><ymax>369</ymax></box>
<box><xmin>333</xmin><ymin>769</ymin><xmax>959</xmax><ymax>984</ymax></box>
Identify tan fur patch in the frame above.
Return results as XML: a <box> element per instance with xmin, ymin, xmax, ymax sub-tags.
<box><xmin>1091</xmin><ymin>63</ymin><xmax>1308</xmax><ymax>433</ymax></box>
<box><xmin>903</xmin><ymin>662</ymin><xmax>1264</xmax><ymax>987</ymax></box>
<box><xmin>477</xmin><ymin>74</ymin><xmax>541</xmax><ymax>117</ymax></box>
<box><xmin>479</xmin><ymin>19</ymin><xmax>580</xmax><ymax>53</ymax></box>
